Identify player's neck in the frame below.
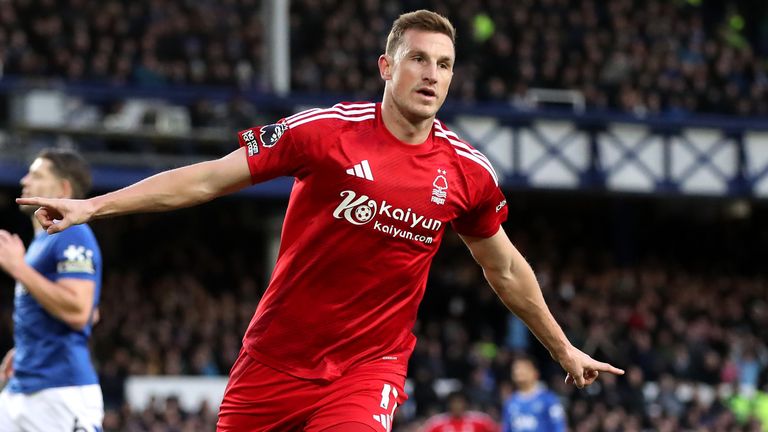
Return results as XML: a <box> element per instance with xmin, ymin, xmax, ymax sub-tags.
<box><xmin>380</xmin><ymin>96</ymin><xmax>434</xmax><ymax>145</ymax></box>
<box><xmin>518</xmin><ymin>382</ymin><xmax>539</xmax><ymax>395</ymax></box>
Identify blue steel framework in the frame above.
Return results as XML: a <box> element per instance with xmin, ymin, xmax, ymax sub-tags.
<box><xmin>1</xmin><ymin>80</ymin><xmax>767</xmax><ymax>198</ymax></box>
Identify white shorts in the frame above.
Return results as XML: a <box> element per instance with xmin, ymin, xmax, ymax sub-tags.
<box><xmin>0</xmin><ymin>385</ymin><xmax>103</xmax><ymax>432</ymax></box>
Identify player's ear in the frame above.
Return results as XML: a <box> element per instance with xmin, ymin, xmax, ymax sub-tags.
<box><xmin>378</xmin><ymin>54</ymin><xmax>393</xmax><ymax>80</ymax></box>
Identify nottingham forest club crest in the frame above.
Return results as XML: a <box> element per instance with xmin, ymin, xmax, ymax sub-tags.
<box><xmin>431</xmin><ymin>169</ymin><xmax>448</xmax><ymax>205</ymax></box>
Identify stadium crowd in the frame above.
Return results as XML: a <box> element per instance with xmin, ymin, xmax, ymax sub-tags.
<box><xmin>4</xmin><ymin>195</ymin><xmax>767</xmax><ymax>430</ymax></box>
<box><xmin>1</xmin><ymin>0</ymin><xmax>768</xmax><ymax>430</ymax></box>
<box><xmin>290</xmin><ymin>0</ymin><xmax>768</xmax><ymax>117</ymax></box>
<box><xmin>1</xmin><ymin>0</ymin><xmax>766</xmax><ymax>116</ymax></box>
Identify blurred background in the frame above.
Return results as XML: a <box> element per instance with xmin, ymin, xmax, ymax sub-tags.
<box><xmin>1</xmin><ymin>0</ymin><xmax>768</xmax><ymax>431</ymax></box>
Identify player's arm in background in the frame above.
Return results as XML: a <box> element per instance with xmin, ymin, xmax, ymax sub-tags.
<box><xmin>460</xmin><ymin>227</ymin><xmax>625</xmax><ymax>388</ymax></box>
<box><xmin>16</xmin><ymin>148</ymin><xmax>253</xmax><ymax>234</ymax></box>
<box><xmin>0</xmin><ymin>230</ymin><xmax>95</xmax><ymax>330</ymax></box>
<box><xmin>0</xmin><ymin>348</ymin><xmax>14</xmax><ymax>383</ymax></box>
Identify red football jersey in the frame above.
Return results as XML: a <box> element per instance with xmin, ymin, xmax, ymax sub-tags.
<box><xmin>422</xmin><ymin>412</ymin><xmax>501</xmax><ymax>432</ymax></box>
<box><xmin>237</xmin><ymin>102</ymin><xmax>508</xmax><ymax>380</ymax></box>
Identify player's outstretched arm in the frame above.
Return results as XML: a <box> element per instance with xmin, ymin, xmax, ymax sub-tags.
<box><xmin>460</xmin><ymin>227</ymin><xmax>624</xmax><ymax>388</ymax></box>
<box><xmin>17</xmin><ymin>148</ymin><xmax>252</xmax><ymax>234</ymax></box>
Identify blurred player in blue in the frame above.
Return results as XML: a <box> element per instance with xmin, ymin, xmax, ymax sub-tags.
<box><xmin>0</xmin><ymin>148</ymin><xmax>103</xmax><ymax>432</ymax></box>
<box><xmin>502</xmin><ymin>355</ymin><xmax>566</xmax><ymax>432</ymax></box>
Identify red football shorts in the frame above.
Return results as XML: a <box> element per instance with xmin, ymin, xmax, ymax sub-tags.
<box><xmin>217</xmin><ymin>350</ymin><xmax>408</xmax><ymax>431</ymax></box>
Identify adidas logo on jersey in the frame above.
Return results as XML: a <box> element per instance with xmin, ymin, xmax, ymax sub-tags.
<box><xmin>346</xmin><ymin>160</ymin><xmax>374</xmax><ymax>181</ymax></box>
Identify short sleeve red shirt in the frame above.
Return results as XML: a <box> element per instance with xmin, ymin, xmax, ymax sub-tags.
<box><xmin>237</xmin><ymin>102</ymin><xmax>508</xmax><ymax>380</ymax></box>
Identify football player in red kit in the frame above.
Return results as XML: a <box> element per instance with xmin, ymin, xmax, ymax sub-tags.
<box><xmin>422</xmin><ymin>392</ymin><xmax>499</xmax><ymax>432</ymax></box>
<box><xmin>19</xmin><ymin>10</ymin><xmax>624</xmax><ymax>432</ymax></box>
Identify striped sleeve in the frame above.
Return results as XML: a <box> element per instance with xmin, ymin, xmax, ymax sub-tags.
<box><xmin>237</xmin><ymin>117</ymin><xmax>302</xmax><ymax>183</ymax></box>
<box><xmin>434</xmin><ymin>121</ymin><xmax>499</xmax><ymax>186</ymax></box>
<box><xmin>435</xmin><ymin>121</ymin><xmax>508</xmax><ymax>238</ymax></box>
<box><xmin>237</xmin><ymin>103</ymin><xmax>376</xmax><ymax>184</ymax></box>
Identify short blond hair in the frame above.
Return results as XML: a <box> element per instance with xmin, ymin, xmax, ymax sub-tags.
<box><xmin>385</xmin><ymin>10</ymin><xmax>456</xmax><ymax>57</ymax></box>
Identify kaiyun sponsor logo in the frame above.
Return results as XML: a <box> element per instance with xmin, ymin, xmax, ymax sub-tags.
<box><xmin>332</xmin><ymin>190</ymin><xmax>441</xmax><ymax>244</ymax></box>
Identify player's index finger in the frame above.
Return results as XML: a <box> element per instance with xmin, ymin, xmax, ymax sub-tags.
<box><xmin>595</xmin><ymin>362</ymin><xmax>625</xmax><ymax>375</ymax></box>
<box><xmin>16</xmin><ymin>197</ymin><xmax>43</xmax><ymax>205</ymax></box>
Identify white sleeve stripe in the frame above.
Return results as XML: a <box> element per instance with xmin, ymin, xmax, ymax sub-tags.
<box><xmin>286</xmin><ymin>107</ymin><xmax>376</xmax><ymax>126</ymax></box>
<box><xmin>434</xmin><ymin>128</ymin><xmax>492</xmax><ymax>162</ymax></box>
<box><xmin>434</xmin><ymin>121</ymin><xmax>461</xmax><ymax>140</ymax></box>
<box><xmin>287</xmin><ymin>107</ymin><xmax>375</xmax><ymax>124</ymax></box>
<box><xmin>455</xmin><ymin>149</ymin><xmax>499</xmax><ymax>185</ymax></box>
<box><xmin>433</xmin><ymin>119</ymin><xmax>455</xmax><ymax>135</ymax></box>
<box><xmin>285</xmin><ymin>103</ymin><xmax>375</xmax><ymax>123</ymax></box>
<box><xmin>334</xmin><ymin>102</ymin><xmax>377</xmax><ymax>109</ymax></box>
<box><xmin>434</xmin><ymin>122</ymin><xmax>486</xmax><ymax>157</ymax></box>
<box><xmin>435</xmin><ymin>132</ymin><xmax>492</xmax><ymax>161</ymax></box>
<box><xmin>288</xmin><ymin>113</ymin><xmax>375</xmax><ymax>129</ymax></box>
<box><xmin>434</xmin><ymin>132</ymin><xmax>498</xmax><ymax>179</ymax></box>
<box><xmin>433</xmin><ymin>120</ymin><xmax>497</xmax><ymax>171</ymax></box>
<box><xmin>285</xmin><ymin>108</ymin><xmax>321</xmax><ymax>122</ymax></box>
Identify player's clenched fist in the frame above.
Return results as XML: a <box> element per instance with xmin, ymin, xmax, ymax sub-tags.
<box><xmin>0</xmin><ymin>230</ymin><xmax>25</xmax><ymax>275</ymax></box>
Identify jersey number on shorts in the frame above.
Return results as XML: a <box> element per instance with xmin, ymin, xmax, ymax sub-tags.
<box><xmin>372</xmin><ymin>383</ymin><xmax>398</xmax><ymax>431</ymax></box>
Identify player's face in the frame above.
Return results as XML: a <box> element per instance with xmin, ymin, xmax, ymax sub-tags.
<box><xmin>448</xmin><ymin>395</ymin><xmax>467</xmax><ymax>415</ymax></box>
<box><xmin>382</xmin><ymin>30</ymin><xmax>454</xmax><ymax>122</ymax></box>
<box><xmin>19</xmin><ymin>158</ymin><xmax>67</xmax><ymax>214</ymax></box>
<box><xmin>512</xmin><ymin>360</ymin><xmax>538</xmax><ymax>389</ymax></box>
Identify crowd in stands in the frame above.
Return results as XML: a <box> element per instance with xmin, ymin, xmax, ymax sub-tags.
<box><xmin>3</xmin><ymin>193</ymin><xmax>768</xmax><ymax>430</ymax></box>
<box><xmin>291</xmin><ymin>0</ymin><xmax>768</xmax><ymax>117</ymax></box>
<box><xmin>0</xmin><ymin>0</ymin><xmax>265</xmax><ymax>88</ymax></box>
<box><xmin>2</xmin><ymin>0</ymin><xmax>768</xmax><ymax>429</ymax></box>
<box><xmin>101</xmin><ymin>396</ymin><xmax>218</xmax><ymax>432</ymax></box>
<box><xmin>1</xmin><ymin>0</ymin><xmax>767</xmax><ymax>117</ymax></box>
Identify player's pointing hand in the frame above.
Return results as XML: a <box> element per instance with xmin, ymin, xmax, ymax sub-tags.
<box><xmin>15</xmin><ymin>197</ymin><xmax>94</xmax><ymax>234</ymax></box>
<box><xmin>558</xmin><ymin>345</ymin><xmax>624</xmax><ymax>389</ymax></box>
